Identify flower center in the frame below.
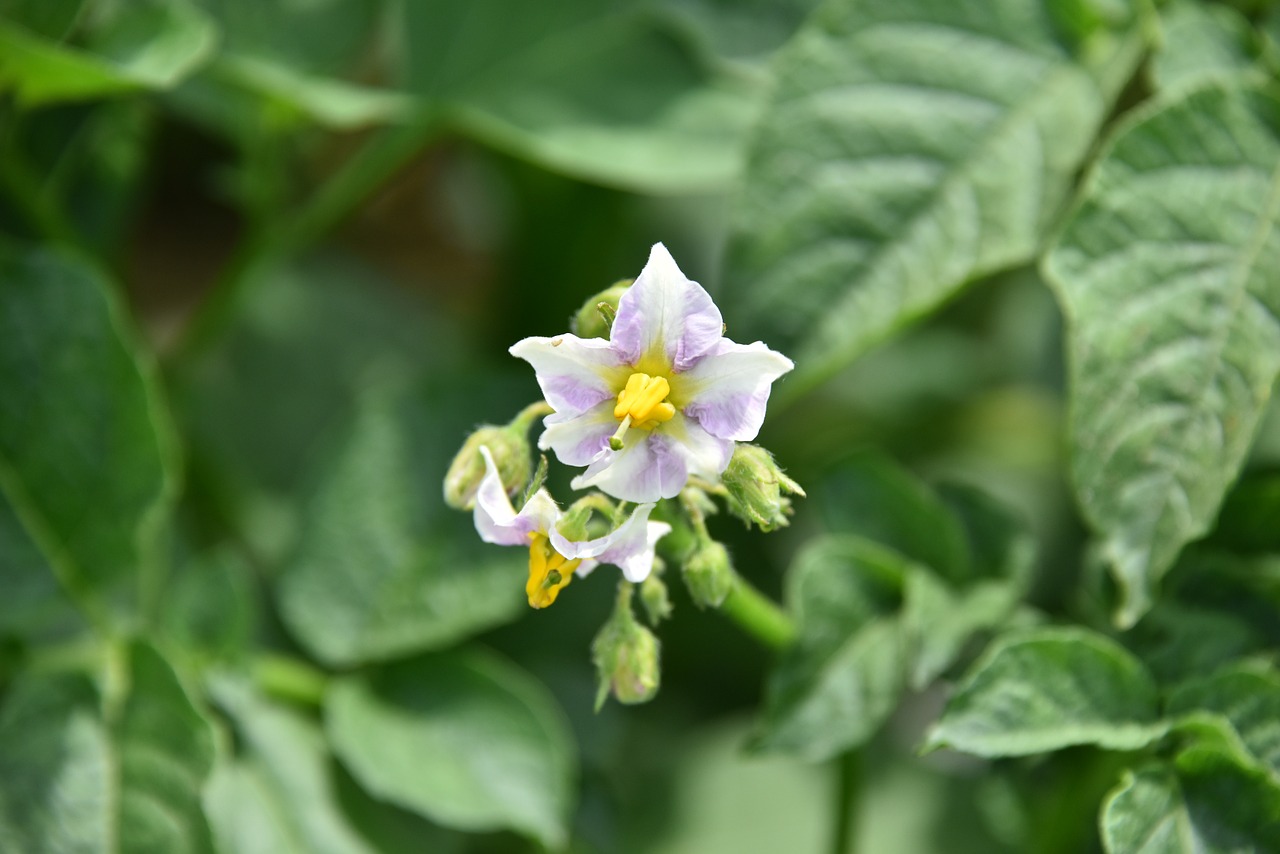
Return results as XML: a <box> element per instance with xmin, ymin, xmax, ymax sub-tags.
<box><xmin>526</xmin><ymin>532</ymin><xmax>580</xmax><ymax>609</ymax></box>
<box><xmin>610</xmin><ymin>372</ymin><xmax>675</xmax><ymax>449</ymax></box>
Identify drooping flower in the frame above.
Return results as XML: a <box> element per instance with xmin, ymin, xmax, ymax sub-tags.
<box><xmin>473</xmin><ymin>447</ymin><xmax>669</xmax><ymax>608</ymax></box>
<box><xmin>510</xmin><ymin>243</ymin><xmax>794</xmax><ymax>503</ymax></box>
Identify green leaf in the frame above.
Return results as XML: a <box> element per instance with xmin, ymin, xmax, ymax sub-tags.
<box><xmin>325</xmin><ymin>649</ymin><xmax>576</xmax><ymax>848</ymax></box>
<box><xmin>817</xmin><ymin>453</ymin><xmax>971</xmax><ymax>582</ymax></box>
<box><xmin>753</xmin><ymin>536</ymin><xmax>909</xmax><ymax>761</ymax></box>
<box><xmin>0</xmin><ymin>244</ymin><xmax>178</xmax><ymax>626</ymax></box>
<box><xmin>207</xmin><ymin>678</ymin><xmax>380</xmax><ymax>854</ymax></box>
<box><xmin>0</xmin><ymin>642</ymin><xmax>217</xmax><ymax>853</ymax></box>
<box><xmin>1151</xmin><ymin>0</ymin><xmax>1260</xmax><ymax>95</ymax></box>
<box><xmin>399</xmin><ymin>0</ymin><xmax>760</xmax><ymax>192</ymax></box>
<box><xmin>926</xmin><ymin>627</ymin><xmax>1163</xmax><ymax>757</ymax></box>
<box><xmin>726</xmin><ymin>0</ymin><xmax>1148</xmax><ymax>392</ymax></box>
<box><xmin>160</xmin><ymin>548</ymin><xmax>258</xmax><ymax>666</ymax></box>
<box><xmin>903</xmin><ymin>570</ymin><xmax>1023</xmax><ymax>691</ymax></box>
<box><xmin>277</xmin><ymin>382</ymin><xmax>524</xmax><ymax>667</ymax></box>
<box><xmin>1102</xmin><ymin>751</ymin><xmax>1280</xmax><ymax>853</ymax></box>
<box><xmin>0</xmin><ymin>489</ymin><xmax>81</xmax><ymax>639</ymax></box>
<box><xmin>0</xmin><ymin>0</ymin><xmax>216</xmax><ymax>105</ymax></box>
<box><xmin>1167</xmin><ymin>662</ymin><xmax>1280</xmax><ymax>780</ymax></box>
<box><xmin>655</xmin><ymin>0</ymin><xmax>822</xmax><ymax>66</ymax></box>
<box><xmin>1044</xmin><ymin>83</ymin><xmax>1280</xmax><ymax>627</ymax></box>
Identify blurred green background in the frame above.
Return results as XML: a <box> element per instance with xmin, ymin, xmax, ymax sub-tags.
<box><xmin>7</xmin><ymin>0</ymin><xmax>1280</xmax><ymax>852</ymax></box>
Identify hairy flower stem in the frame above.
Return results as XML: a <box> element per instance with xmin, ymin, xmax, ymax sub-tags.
<box><xmin>511</xmin><ymin>400</ymin><xmax>554</xmax><ymax>433</ymax></box>
<box><xmin>719</xmin><ymin>575</ymin><xmax>795</xmax><ymax>650</ymax></box>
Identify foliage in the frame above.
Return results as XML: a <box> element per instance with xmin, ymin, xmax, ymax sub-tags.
<box><xmin>5</xmin><ymin>0</ymin><xmax>1280</xmax><ymax>851</ymax></box>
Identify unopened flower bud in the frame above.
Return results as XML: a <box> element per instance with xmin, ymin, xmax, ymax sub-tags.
<box><xmin>571</xmin><ymin>279</ymin><xmax>633</xmax><ymax>339</ymax></box>
<box><xmin>592</xmin><ymin>587</ymin><xmax>660</xmax><ymax>708</ymax></box>
<box><xmin>721</xmin><ymin>444</ymin><xmax>805</xmax><ymax>532</ymax></box>
<box><xmin>682</xmin><ymin>540</ymin><xmax>733</xmax><ymax>609</ymax></box>
<box><xmin>639</xmin><ymin>561</ymin><xmax>672</xmax><ymax>625</ymax></box>
<box><xmin>443</xmin><ymin>422</ymin><xmax>532</xmax><ymax>510</ymax></box>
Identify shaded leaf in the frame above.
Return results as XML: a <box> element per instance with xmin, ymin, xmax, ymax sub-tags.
<box><xmin>0</xmin><ymin>0</ymin><xmax>215</xmax><ymax>105</ymax></box>
<box><xmin>1151</xmin><ymin>0</ymin><xmax>1260</xmax><ymax>95</ymax></box>
<box><xmin>400</xmin><ymin>0</ymin><xmax>760</xmax><ymax>192</ymax></box>
<box><xmin>1102</xmin><ymin>751</ymin><xmax>1280</xmax><ymax>853</ymax></box>
<box><xmin>277</xmin><ymin>382</ymin><xmax>523</xmax><ymax>667</ymax></box>
<box><xmin>926</xmin><ymin>627</ymin><xmax>1163</xmax><ymax>757</ymax></box>
<box><xmin>326</xmin><ymin>649</ymin><xmax>576</xmax><ymax>848</ymax></box>
<box><xmin>208</xmin><ymin>679</ymin><xmax>380</xmax><ymax>854</ymax></box>
<box><xmin>0</xmin><ymin>244</ymin><xmax>177</xmax><ymax>625</ymax></box>
<box><xmin>0</xmin><ymin>642</ymin><xmax>217</xmax><ymax>853</ymax></box>
<box><xmin>727</xmin><ymin>0</ymin><xmax>1147</xmax><ymax>391</ymax></box>
<box><xmin>1045</xmin><ymin>83</ymin><xmax>1280</xmax><ymax>626</ymax></box>
<box><xmin>753</xmin><ymin>536</ymin><xmax>908</xmax><ymax>761</ymax></box>
<box><xmin>1167</xmin><ymin>661</ymin><xmax>1280</xmax><ymax>780</ymax></box>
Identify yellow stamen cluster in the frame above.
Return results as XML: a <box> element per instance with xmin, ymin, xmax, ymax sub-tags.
<box><xmin>526</xmin><ymin>532</ymin><xmax>581</xmax><ymax>609</ymax></box>
<box><xmin>610</xmin><ymin>372</ymin><xmax>675</xmax><ymax>449</ymax></box>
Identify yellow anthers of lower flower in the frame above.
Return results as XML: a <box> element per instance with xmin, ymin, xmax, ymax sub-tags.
<box><xmin>526</xmin><ymin>532</ymin><xmax>580</xmax><ymax>609</ymax></box>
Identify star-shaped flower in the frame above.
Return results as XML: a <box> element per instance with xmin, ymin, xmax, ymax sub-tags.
<box><xmin>511</xmin><ymin>243</ymin><xmax>793</xmax><ymax>503</ymax></box>
<box><xmin>473</xmin><ymin>448</ymin><xmax>669</xmax><ymax>608</ymax></box>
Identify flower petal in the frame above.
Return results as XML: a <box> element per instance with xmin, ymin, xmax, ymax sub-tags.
<box><xmin>570</xmin><ymin>432</ymin><xmax>690</xmax><ymax>503</ymax></box>
<box><xmin>600</xmin><ymin>515</ymin><xmax>671</xmax><ymax>583</ymax></box>
<box><xmin>663</xmin><ymin>412</ymin><xmax>735</xmax><ymax>480</ymax></box>
<box><xmin>538</xmin><ymin>403</ymin><xmax>617</xmax><ymax>466</ymax></box>
<box><xmin>473</xmin><ymin>447</ymin><xmax>558</xmax><ymax>546</ymax></box>
<box><xmin>509</xmin><ymin>334</ymin><xmax>625</xmax><ymax>415</ymax></box>
<box><xmin>680</xmin><ymin>339</ymin><xmax>794</xmax><ymax>441</ymax></box>
<box><xmin>611</xmin><ymin>243</ymin><xmax>723</xmax><ymax>373</ymax></box>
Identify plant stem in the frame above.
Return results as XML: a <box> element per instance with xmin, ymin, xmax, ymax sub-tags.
<box><xmin>253</xmin><ymin>653</ymin><xmax>328</xmax><ymax>708</ymax></box>
<box><xmin>719</xmin><ymin>573</ymin><xmax>795</xmax><ymax>650</ymax></box>
<box><xmin>830</xmin><ymin>749</ymin><xmax>862</xmax><ymax>854</ymax></box>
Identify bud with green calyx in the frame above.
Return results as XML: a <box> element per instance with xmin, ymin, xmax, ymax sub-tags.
<box><xmin>443</xmin><ymin>401</ymin><xmax>551</xmax><ymax>510</ymax></box>
<box><xmin>592</xmin><ymin>581</ymin><xmax>660</xmax><ymax>708</ymax></box>
<box><xmin>639</xmin><ymin>558</ymin><xmax>672</xmax><ymax>625</ymax></box>
<box><xmin>555</xmin><ymin>492</ymin><xmax>616</xmax><ymax>543</ymax></box>
<box><xmin>571</xmin><ymin>279</ymin><xmax>633</xmax><ymax>339</ymax></box>
<box><xmin>721</xmin><ymin>444</ymin><xmax>805</xmax><ymax>532</ymax></box>
<box><xmin>682</xmin><ymin>539</ymin><xmax>733</xmax><ymax>609</ymax></box>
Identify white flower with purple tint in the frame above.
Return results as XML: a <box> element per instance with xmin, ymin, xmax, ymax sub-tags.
<box><xmin>473</xmin><ymin>447</ymin><xmax>669</xmax><ymax>608</ymax></box>
<box><xmin>510</xmin><ymin>243</ymin><xmax>794</xmax><ymax>503</ymax></box>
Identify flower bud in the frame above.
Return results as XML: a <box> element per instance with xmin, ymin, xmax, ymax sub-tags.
<box><xmin>571</xmin><ymin>279</ymin><xmax>633</xmax><ymax>339</ymax></box>
<box><xmin>592</xmin><ymin>589</ymin><xmax>660</xmax><ymax>708</ymax></box>
<box><xmin>682</xmin><ymin>540</ymin><xmax>733</xmax><ymax>609</ymax></box>
<box><xmin>443</xmin><ymin>424</ymin><xmax>531</xmax><ymax>510</ymax></box>
<box><xmin>721</xmin><ymin>444</ymin><xmax>805</xmax><ymax>532</ymax></box>
<box><xmin>639</xmin><ymin>561</ymin><xmax>672</xmax><ymax>625</ymax></box>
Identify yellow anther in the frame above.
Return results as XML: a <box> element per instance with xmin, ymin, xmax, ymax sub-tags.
<box><xmin>526</xmin><ymin>533</ymin><xmax>580</xmax><ymax>609</ymax></box>
<box><xmin>613</xmin><ymin>373</ymin><xmax>676</xmax><ymax>429</ymax></box>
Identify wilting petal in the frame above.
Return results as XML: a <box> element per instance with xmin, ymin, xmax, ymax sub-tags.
<box><xmin>473</xmin><ymin>447</ymin><xmax>558</xmax><ymax>546</ymax></box>
<box><xmin>611</xmin><ymin>243</ymin><xmax>722</xmax><ymax>373</ymax></box>
<box><xmin>571</xmin><ymin>432</ymin><xmax>690</xmax><ymax>503</ymax></box>
<box><xmin>538</xmin><ymin>403</ymin><xmax>616</xmax><ymax>466</ymax></box>
<box><xmin>510</xmin><ymin>334</ymin><xmax>625</xmax><ymax>415</ymax></box>
<box><xmin>680</xmin><ymin>339</ymin><xmax>794</xmax><ymax>441</ymax></box>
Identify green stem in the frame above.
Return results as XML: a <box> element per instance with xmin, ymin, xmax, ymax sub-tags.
<box><xmin>830</xmin><ymin>749</ymin><xmax>861</xmax><ymax>854</ymax></box>
<box><xmin>510</xmin><ymin>400</ymin><xmax>555</xmax><ymax>433</ymax></box>
<box><xmin>719</xmin><ymin>573</ymin><xmax>796</xmax><ymax>650</ymax></box>
<box><xmin>176</xmin><ymin>110</ymin><xmax>442</xmax><ymax>358</ymax></box>
<box><xmin>253</xmin><ymin>653</ymin><xmax>328</xmax><ymax>708</ymax></box>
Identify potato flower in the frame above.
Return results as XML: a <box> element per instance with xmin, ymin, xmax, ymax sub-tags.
<box><xmin>511</xmin><ymin>243</ymin><xmax>793</xmax><ymax>503</ymax></box>
<box><xmin>473</xmin><ymin>448</ymin><xmax>669</xmax><ymax>608</ymax></box>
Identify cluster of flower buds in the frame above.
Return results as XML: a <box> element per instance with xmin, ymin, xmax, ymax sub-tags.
<box><xmin>444</xmin><ymin>243</ymin><xmax>801</xmax><ymax>706</ymax></box>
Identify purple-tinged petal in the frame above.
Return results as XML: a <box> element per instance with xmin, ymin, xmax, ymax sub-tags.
<box><xmin>599</xmin><ymin>513</ymin><xmax>671</xmax><ymax>583</ymax></box>
<box><xmin>680</xmin><ymin>339</ymin><xmax>794</xmax><ymax>441</ymax></box>
<box><xmin>571</xmin><ymin>432</ymin><xmax>689</xmax><ymax>503</ymax></box>
<box><xmin>611</xmin><ymin>243</ymin><xmax>723</xmax><ymax>372</ymax></box>
<box><xmin>510</xmin><ymin>334</ymin><xmax>625</xmax><ymax>415</ymax></box>
<box><xmin>663</xmin><ymin>412</ymin><xmax>735</xmax><ymax>480</ymax></box>
<box><xmin>474</xmin><ymin>447</ymin><xmax>558</xmax><ymax>546</ymax></box>
<box><xmin>538</xmin><ymin>403</ymin><xmax>616</xmax><ymax>466</ymax></box>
